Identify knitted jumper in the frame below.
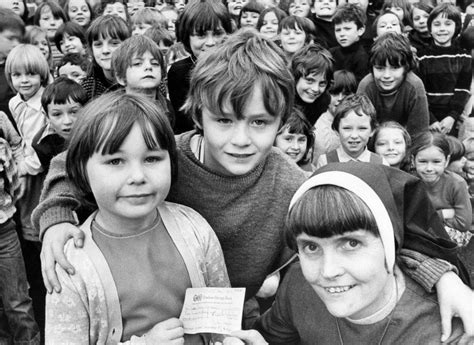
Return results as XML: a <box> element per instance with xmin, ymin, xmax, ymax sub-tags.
<box><xmin>329</xmin><ymin>41</ymin><xmax>370</xmax><ymax>83</ymax></box>
<box><xmin>417</xmin><ymin>44</ymin><xmax>472</xmax><ymax>123</ymax></box>
<box><xmin>167</xmin><ymin>131</ymin><xmax>309</xmax><ymax>299</ymax></box>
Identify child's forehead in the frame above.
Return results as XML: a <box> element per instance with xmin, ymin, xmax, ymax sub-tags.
<box><xmin>49</xmin><ymin>98</ymin><xmax>82</xmax><ymax>107</ymax></box>
<box><xmin>303</xmin><ymin>71</ymin><xmax>326</xmax><ymax>81</ymax></box>
<box><xmin>94</xmin><ymin>34</ymin><xmax>121</xmax><ymax>42</ymax></box>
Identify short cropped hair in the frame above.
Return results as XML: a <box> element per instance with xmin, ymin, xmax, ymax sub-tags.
<box><xmin>277</xmin><ymin>107</ymin><xmax>315</xmax><ymax>164</ymax></box>
<box><xmin>328</xmin><ymin>70</ymin><xmax>357</xmax><ymax>95</ymax></box>
<box><xmin>286</xmin><ymin>184</ymin><xmax>379</xmax><ymax>251</ymax></box>
<box><xmin>54</xmin><ymin>22</ymin><xmax>87</xmax><ymax>52</ymax></box>
<box><xmin>279</xmin><ymin>15</ymin><xmax>316</xmax><ymax>43</ymax></box>
<box><xmin>291</xmin><ymin>43</ymin><xmax>334</xmax><ymax>83</ymax></box>
<box><xmin>56</xmin><ymin>53</ymin><xmax>90</xmax><ymax>76</ymax></box>
<box><xmin>428</xmin><ymin>3</ymin><xmax>462</xmax><ymax>38</ymax></box>
<box><xmin>256</xmin><ymin>7</ymin><xmax>287</xmax><ymax>31</ymax></box>
<box><xmin>112</xmin><ymin>35</ymin><xmax>166</xmax><ymax>83</ymax></box>
<box><xmin>0</xmin><ymin>8</ymin><xmax>25</xmax><ymax>36</ymax></box>
<box><xmin>41</xmin><ymin>76</ymin><xmax>88</xmax><ymax>114</ymax></box>
<box><xmin>5</xmin><ymin>44</ymin><xmax>50</xmax><ymax>90</ymax></box>
<box><xmin>369</xmin><ymin>32</ymin><xmax>417</xmax><ymax>72</ymax></box>
<box><xmin>86</xmin><ymin>14</ymin><xmax>131</xmax><ymax>48</ymax></box>
<box><xmin>33</xmin><ymin>2</ymin><xmax>67</xmax><ymax>26</ymax></box>
<box><xmin>66</xmin><ymin>91</ymin><xmax>177</xmax><ymax>207</ymax></box>
<box><xmin>333</xmin><ymin>3</ymin><xmax>367</xmax><ymax>29</ymax></box>
<box><xmin>176</xmin><ymin>0</ymin><xmax>233</xmax><ymax>54</ymax></box>
<box><xmin>331</xmin><ymin>94</ymin><xmax>377</xmax><ymax>131</ymax></box>
<box><xmin>182</xmin><ymin>29</ymin><xmax>295</xmax><ymax>129</ymax></box>
<box><xmin>131</xmin><ymin>7</ymin><xmax>167</xmax><ymax>27</ymax></box>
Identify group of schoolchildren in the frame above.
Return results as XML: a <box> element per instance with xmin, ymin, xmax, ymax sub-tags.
<box><xmin>0</xmin><ymin>0</ymin><xmax>473</xmax><ymax>343</ymax></box>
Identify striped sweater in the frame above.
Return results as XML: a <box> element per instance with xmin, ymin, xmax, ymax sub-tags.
<box><xmin>417</xmin><ymin>44</ymin><xmax>472</xmax><ymax>123</ymax></box>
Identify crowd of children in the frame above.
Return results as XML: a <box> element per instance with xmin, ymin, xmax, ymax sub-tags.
<box><xmin>0</xmin><ymin>0</ymin><xmax>473</xmax><ymax>343</ymax></box>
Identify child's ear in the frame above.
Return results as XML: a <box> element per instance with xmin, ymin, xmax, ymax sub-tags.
<box><xmin>357</xmin><ymin>25</ymin><xmax>366</xmax><ymax>37</ymax></box>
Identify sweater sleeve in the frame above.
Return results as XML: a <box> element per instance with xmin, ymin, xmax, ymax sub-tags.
<box><xmin>31</xmin><ymin>151</ymin><xmax>79</xmax><ymax>239</ymax></box>
<box><xmin>406</xmin><ymin>76</ymin><xmax>430</xmax><ymax>137</ymax></box>
<box><xmin>444</xmin><ymin>178</ymin><xmax>472</xmax><ymax>231</ymax></box>
<box><xmin>447</xmin><ymin>53</ymin><xmax>472</xmax><ymax>120</ymax></box>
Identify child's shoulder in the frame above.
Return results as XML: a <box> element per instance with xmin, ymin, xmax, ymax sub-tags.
<box><xmin>267</xmin><ymin>148</ymin><xmax>310</xmax><ymax>181</ymax></box>
<box><xmin>445</xmin><ymin>170</ymin><xmax>469</xmax><ymax>187</ymax></box>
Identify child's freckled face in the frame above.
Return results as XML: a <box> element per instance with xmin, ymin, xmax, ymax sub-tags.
<box><xmin>337</xmin><ymin>110</ymin><xmax>373</xmax><ymax>158</ymax></box>
<box><xmin>296</xmin><ymin>72</ymin><xmax>327</xmax><ymax>104</ymax></box>
<box><xmin>199</xmin><ymin>84</ymin><xmax>281</xmax><ymax>176</ymax></box>
<box><xmin>11</xmin><ymin>70</ymin><xmax>42</xmax><ymax>101</ymax></box>
<box><xmin>313</xmin><ymin>0</ymin><xmax>337</xmax><ymax>19</ymax></box>
<box><xmin>274</xmin><ymin>127</ymin><xmax>308</xmax><ymax>162</ymax></box>
<box><xmin>289</xmin><ymin>0</ymin><xmax>311</xmax><ymax>17</ymax></box>
<box><xmin>412</xmin><ymin>8</ymin><xmax>429</xmax><ymax>33</ymax></box>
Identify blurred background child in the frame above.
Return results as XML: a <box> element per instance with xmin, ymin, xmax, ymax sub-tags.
<box><xmin>372</xmin><ymin>120</ymin><xmax>411</xmax><ymax>169</ymax></box>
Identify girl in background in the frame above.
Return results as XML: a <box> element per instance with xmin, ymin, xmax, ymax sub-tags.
<box><xmin>25</xmin><ymin>26</ymin><xmax>53</xmax><ymax>72</ymax></box>
<box><xmin>408</xmin><ymin>2</ymin><xmax>433</xmax><ymax>52</ymax></box>
<box><xmin>238</xmin><ymin>0</ymin><xmax>264</xmax><ymax>29</ymax></box>
<box><xmin>411</xmin><ymin>131</ymin><xmax>472</xmax><ymax>246</ymax></box>
<box><xmin>372</xmin><ymin>121</ymin><xmax>411</xmax><ymax>169</ymax></box>
<box><xmin>274</xmin><ymin>108</ymin><xmax>315</xmax><ymax>171</ymax></box>
<box><xmin>256</xmin><ymin>6</ymin><xmax>287</xmax><ymax>40</ymax></box>
<box><xmin>64</xmin><ymin>0</ymin><xmax>93</xmax><ymax>28</ymax></box>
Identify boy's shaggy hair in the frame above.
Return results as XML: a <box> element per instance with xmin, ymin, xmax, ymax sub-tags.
<box><xmin>331</xmin><ymin>94</ymin><xmax>377</xmax><ymax>131</ymax></box>
<box><xmin>85</xmin><ymin>15</ymin><xmax>131</xmax><ymax>48</ymax></box>
<box><xmin>33</xmin><ymin>2</ymin><xmax>67</xmax><ymax>26</ymax></box>
<box><xmin>56</xmin><ymin>53</ymin><xmax>90</xmax><ymax>77</ymax></box>
<box><xmin>0</xmin><ymin>8</ymin><xmax>25</xmax><ymax>35</ymax></box>
<box><xmin>182</xmin><ymin>29</ymin><xmax>295</xmax><ymax>128</ymax></box>
<box><xmin>131</xmin><ymin>7</ymin><xmax>167</xmax><ymax>27</ymax></box>
<box><xmin>41</xmin><ymin>76</ymin><xmax>88</xmax><ymax>114</ymax></box>
<box><xmin>333</xmin><ymin>3</ymin><xmax>367</xmax><ymax>28</ymax></box>
<box><xmin>290</xmin><ymin>43</ymin><xmax>334</xmax><ymax>84</ymax></box>
<box><xmin>5</xmin><ymin>44</ymin><xmax>51</xmax><ymax>90</ymax></box>
<box><xmin>369</xmin><ymin>32</ymin><xmax>417</xmax><ymax>72</ymax></box>
<box><xmin>428</xmin><ymin>3</ymin><xmax>462</xmax><ymax>39</ymax></box>
<box><xmin>278</xmin><ymin>15</ymin><xmax>316</xmax><ymax>43</ymax></box>
<box><xmin>111</xmin><ymin>35</ymin><xmax>166</xmax><ymax>83</ymax></box>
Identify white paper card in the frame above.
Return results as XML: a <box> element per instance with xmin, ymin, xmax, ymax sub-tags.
<box><xmin>179</xmin><ymin>287</ymin><xmax>246</xmax><ymax>335</ymax></box>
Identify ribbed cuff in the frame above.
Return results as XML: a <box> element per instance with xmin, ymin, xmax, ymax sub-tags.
<box><xmin>410</xmin><ymin>258</ymin><xmax>456</xmax><ymax>292</ymax></box>
<box><xmin>39</xmin><ymin>206</ymin><xmax>78</xmax><ymax>241</ymax></box>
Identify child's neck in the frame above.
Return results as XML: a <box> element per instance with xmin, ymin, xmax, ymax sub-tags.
<box><xmin>103</xmin><ymin>68</ymin><xmax>115</xmax><ymax>82</ymax></box>
<box><xmin>95</xmin><ymin>208</ymin><xmax>159</xmax><ymax>236</ymax></box>
<box><xmin>126</xmin><ymin>87</ymin><xmax>157</xmax><ymax>100</ymax></box>
<box><xmin>343</xmin><ymin>147</ymin><xmax>366</xmax><ymax>159</ymax></box>
<box><xmin>434</xmin><ymin>41</ymin><xmax>452</xmax><ymax>48</ymax></box>
<box><xmin>20</xmin><ymin>86</ymin><xmax>44</xmax><ymax>102</ymax></box>
<box><xmin>315</xmin><ymin>15</ymin><xmax>332</xmax><ymax>22</ymax></box>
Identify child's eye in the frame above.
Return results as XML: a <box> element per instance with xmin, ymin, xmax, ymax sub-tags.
<box><xmin>298</xmin><ymin>137</ymin><xmax>307</xmax><ymax>143</ymax></box>
<box><xmin>93</xmin><ymin>41</ymin><xmax>103</xmax><ymax>47</ymax></box>
<box><xmin>217</xmin><ymin>118</ymin><xmax>232</xmax><ymax>125</ymax></box>
<box><xmin>106</xmin><ymin>158</ymin><xmax>123</xmax><ymax>165</ymax></box>
<box><xmin>145</xmin><ymin>156</ymin><xmax>162</xmax><ymax>163</ymax></box>
<box><xmin>301</xmin><ymin>242</ymin><xmax>319</xmax><ymax>254</ymax></box>
<box><xmin>252</xmin><ymin>119</ymin><xmax>267</xmax><ymax>127</ymax></box>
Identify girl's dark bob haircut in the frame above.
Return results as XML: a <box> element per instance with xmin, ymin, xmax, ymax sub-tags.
<box><xmin>279</xmin><ymin>15</ymin><xmax>316</xmax><ymax>43</ymax></box>
<box><xmin>66</xmin><ymin>92</ymin><xmax>177</xmax><ymax>207</ymax></box>
<box><xmin>328</xmin><ymin>70</ymin><xmax>357</xmax><ymax>95</ymax></box>
<box><xmin>238</xmin><ymin>0</ymin><xmax>264</xmax><ymax>28</ymax></box>
<box><xmin>277</xmin><ymin>108</ymin><xmax>315</xmax><ymax>164</ymax></box>
<box><xmin>54</xmin><ymin>22</ymin><xmax>87</xmax><ymax>52</ymax></box>
<box><xmin>41</xmin><ymin>76</ymin><xmax>88</xmax><ymax>111</ymax></box>
<box><xmin>176</xmin><ymin>0</ymin><xmax>233</xmax><ymax>55</ymax></box>
<box><xmin>285</xmin><ymin>185</ymin><xmax>379</xmax><ymax>251</ymax></box>
<box><xmin>409</xmin><ymin>130</ymin><xmax>450</xmax><ymax>161</ymax></box>
<box><xmin>33</xmin><ymin>1</ymin><xmax>67</xmax><ymax>26</ymax></box>
<box><xmin>428</xmin><ymin>4</ymin><xmax>462</xmax><ymax>39</ymax></box>
<box><xmin>370</xmin><ymin>31</ymin><xmax>417</xmax><ymax>72</ymax></box>
<box><xmin>256</xmin><ymin>7</ymin><xmax>287</xmax><ymax>31</ymax></box>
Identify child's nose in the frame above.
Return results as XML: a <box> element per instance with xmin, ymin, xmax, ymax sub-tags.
<box><xmin>205</xmin><ymin>34</ymin><xmax>216</xmax><ymax>46</ymax></box>
<box><xmin>230</xmin><ymin>123</ymin><xmax>251</xmax><ymax>147</ymax></box>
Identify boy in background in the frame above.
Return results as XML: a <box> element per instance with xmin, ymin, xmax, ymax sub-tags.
<box><xmin>311</xmin><ymin>0</ymin><xmax>338</xmax><ymax>48</ymax></box>
<box><xmin>330</xmin><ymin>3</ymin><xmax>369</xmax><ymax>83</ymax></box>
<box><xmin>56</xmin><ymin>53</ymin><xmax>89</xmax><ymax>85</ymax></box>
<box><xmin>316</xmin><ymin>94</ymin><xmax>389</xmax><ymax>167</ymax></box>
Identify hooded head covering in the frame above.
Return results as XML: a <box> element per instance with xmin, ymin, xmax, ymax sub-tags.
<box><xmin>289</xmin><ymin>162</ymin><xmax>466</xmax><ymax>277</ymax></box>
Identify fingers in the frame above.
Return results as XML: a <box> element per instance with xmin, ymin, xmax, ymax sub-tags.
<box><xmin>72</xmin><ymin>227</ymin><xmax>85</xmax><ymax>248</ymax></box>
<box><xmin>40</xmin><ymin>244</ymin><xmax>55</xmax><ymax>294</ymax></box>
<box><xmin>440</xmin><ymin>304</ymin><xmax>453</xmax><ymax>342</ymax></box>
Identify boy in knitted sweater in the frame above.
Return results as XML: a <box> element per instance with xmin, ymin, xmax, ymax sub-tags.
<box><xmin>33</xmin><ymin>30</ymin><xmax>474</xmax><ymax>336</ymax></box>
